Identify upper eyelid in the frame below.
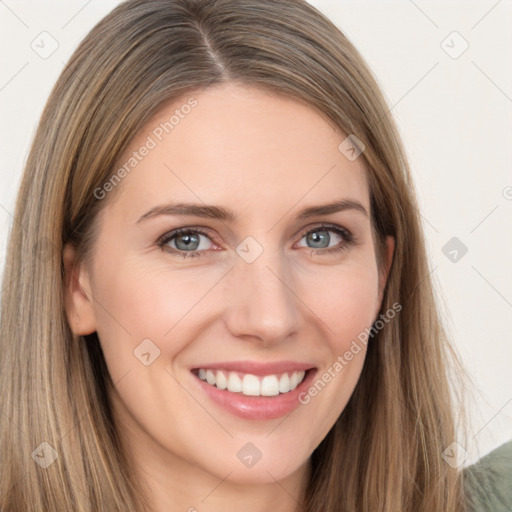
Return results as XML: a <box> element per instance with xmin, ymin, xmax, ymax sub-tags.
<box><xmin>296</xmin><ymin>223</ymin><xmax>350</xmax><ymax>237</ymax></box>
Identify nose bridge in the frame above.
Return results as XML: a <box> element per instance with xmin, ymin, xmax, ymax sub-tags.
<box><xmin>225</xmin><ymin>242</ymin><xmax>300</xmax><ymax>343</ymax></box>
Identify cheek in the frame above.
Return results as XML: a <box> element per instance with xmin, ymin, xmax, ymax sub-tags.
<box><xmin>91</xmin><ymin>245</ymin><xmax>380</xmax><ymax>377</ymax></box>
<box><xmin>301</xmin><ymin>261</ymin><xmax>380</xmax><ymax>343</ymax></box>
<box><xmin>292</xmin><ymin>264</ymin><xmax>379</xmax><ymax>436</ymax></box>
<box><xmin>89</xmin><ymin>254</ymin><xmax>227</xmax><ymax>366</ymax></box>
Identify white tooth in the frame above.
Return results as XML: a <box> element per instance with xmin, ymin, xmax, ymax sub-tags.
<box><xmin>242</xmin><ymin>374</ymin><xmax>260</xmax><ymax>396</ymax></box>
<box><xmin>227</xmin><ymin>372</ymin><xmax>242</xmax><ymax>392</ymax></box>
<box><xmin>279</xmin><ymin>373</ymin><xmax>291</xmax><ymax>393</ymax></box>
<box><xmin>260</xmin><ymin>375</ymin><xmax>280</xmax><ymax>396</ymax></box>
<box><xmin>216</xmin><ymin>370</ymin><xmax>227</xmax><ymax>390</ymax></box>
<box><xmin>206</xmin><ymin>370</ymin><xmax>216</xmax><ymax>385</ymax></box>
<box><xmin>200</xmin><ymin>369</ymin><xmax>305</xmax><ymax>395</ymax></box>
<box><xmin>289</xmin><ymin>371</ymin><xmax>299</xmax><ymax>390</ymax></box>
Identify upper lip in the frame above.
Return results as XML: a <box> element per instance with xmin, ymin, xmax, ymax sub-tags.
<box><xmin>191</xmin><ymin>360</ymin><xmax>316</xmax><ymax>376</ymax></box>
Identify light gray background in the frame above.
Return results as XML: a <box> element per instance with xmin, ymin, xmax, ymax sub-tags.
<box><xmin>1</xmin><ymin>0</ymin><xmax>511</xmax><ymax>465</ymax></box>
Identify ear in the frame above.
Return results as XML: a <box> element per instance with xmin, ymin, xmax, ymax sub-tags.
<box><xmin>377</xmin><ymin>235</ymin><xmax>395</xmax><ymax>306</ymax></box>
<box><xmin>62</xmin><ymin>243</ymin><xmax>97</xmax><ymax>335</ymax></box>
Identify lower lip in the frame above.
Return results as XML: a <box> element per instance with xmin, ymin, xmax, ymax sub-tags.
<box><xmin>192</xmin><ymin>369</ymin><xmax>317</xmax><ymax>420</ymax></box>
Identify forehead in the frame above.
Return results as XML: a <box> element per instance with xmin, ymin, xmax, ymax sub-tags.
<box><xmin>107</xmin><ymin>83</ymin><xmax>369</xmax><ymax>223</ymax></box>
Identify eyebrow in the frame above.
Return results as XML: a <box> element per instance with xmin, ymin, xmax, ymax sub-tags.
<box><xmin>136</xmin><ymin>198</ymin><xmax>368</xmax><ymax>224</ymax></box>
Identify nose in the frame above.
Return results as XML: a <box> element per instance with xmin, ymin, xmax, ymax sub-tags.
<box><xmin>223</xmin><ymin>250</ymin><xmax>301</xmax><ymax>346</ymax></box>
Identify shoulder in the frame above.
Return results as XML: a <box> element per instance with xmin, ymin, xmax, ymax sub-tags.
<box><xmin>463</xmin><ymin>440</ymin><xmax>512</xmax><ymax>512</ymax></box>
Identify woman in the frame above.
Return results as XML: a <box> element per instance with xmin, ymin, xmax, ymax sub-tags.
<box><xmin>0</xmin><ymin>0</ymin><xmax>509</xmax><ymax>510</ymax></box>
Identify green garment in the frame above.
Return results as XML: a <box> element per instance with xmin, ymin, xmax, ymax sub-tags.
<box><xmin>464</xmin><ymin>440</ymin><xmax>512</xmax><ymax>512</ymax></box>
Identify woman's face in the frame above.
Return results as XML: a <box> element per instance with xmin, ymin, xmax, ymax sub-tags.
<box><xmin>65</xmin><ymin>83</ymin><xmax>393</xmax><ymax>489</ymax></box>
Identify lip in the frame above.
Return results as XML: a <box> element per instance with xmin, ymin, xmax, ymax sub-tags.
<box><xmin>190</xmin><ymin>361</ymin><xmax>317</xmax><ymax>420</ymax></box>
<box><xmin>191</xmin><ymin>360</ymin><xmax>314</xmax><ymax>376</ymax></box>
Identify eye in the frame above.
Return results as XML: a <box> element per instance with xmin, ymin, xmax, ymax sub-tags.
<box><xmin>157</xmin><ymin>228</ymin><xmax>215</xmax><ymax>258</ymax></box>
<box><xmin>157</xmin><ymin>223</ymin><xmax>356</xmax><ymax>259</ymax></box>
<box><xmin>296</xmin><ymin>224</ymin><xmax>354</xmax><ymax>254</ymax></box>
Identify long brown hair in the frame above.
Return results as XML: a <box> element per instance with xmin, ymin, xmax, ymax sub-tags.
<box><xmin>0</xmin><ymin>0</ymin><xmax>472</xmax><ymax>510</ymax></box>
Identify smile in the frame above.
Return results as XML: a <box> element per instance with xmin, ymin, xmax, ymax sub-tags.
<box><xmin>195</xmin><ymin>368</ymin><xmax>306</xmax><ymax>396</ymax></box>
<box><xmin>190</xmin><ymin>360</ymin><xmax>317</xmax><ymax>419</ymax></box>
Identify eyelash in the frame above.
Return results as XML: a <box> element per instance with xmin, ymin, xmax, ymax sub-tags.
<box><xmin>156</xmin><ymin>223</ymin><xmax>356</xmax><ymax>259</ymax></box>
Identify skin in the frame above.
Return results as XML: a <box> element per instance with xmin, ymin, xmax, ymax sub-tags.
<box><xmin>64</xmin><ymin>83</ymin><xmax>394</xmax><ymax>512</ymax></box>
